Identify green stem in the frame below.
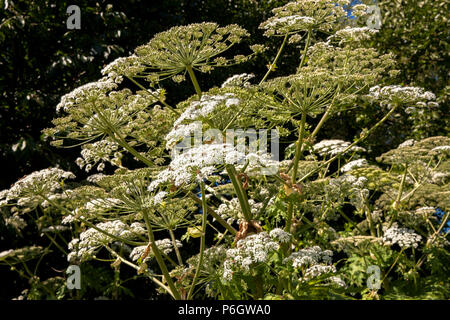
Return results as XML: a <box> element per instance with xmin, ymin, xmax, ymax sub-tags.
<box><xmin>365</xmin><ymin>202</ymin><xmax>377</xmax><ymax>237</ymax></box>
<box><xmin>104</xmin><ymin>246</ymin><xmax>176</xmax><ymax>299</ymax></box>
<box><xmin>188</xmin><ymin>192</ymin><xmax>237</xmax><ymax>235</ymax></box>
<box><xmin>186</xmin><ymin>65</ymin><xmax>202</xmax><ymax>97</ymax></box>
<box><xmin>90</xmin><ymin>103</ymin><xmax>154</xmax><ymax>167</ymax></box>
<box><xmin>259</xmin><ymin>32</ymin><xmax>289</xmax><ymax>85</ymax></box>
<box><xmin>381</xmin><ymin>248</ymin><xmax>404</xmax><ymax>284</ymax></box>
<box><xmin>286</xmin><ymin>112</ymin><xmax>306</xmax><ymax>233</ymax></box>
<box><xmin>126</xmin><ymin>76</ymin><xmax>180</xmax><ymax>116</ymax></box>
<box><xmin>143</xmin><ymin>209</ymin><xmax>181</xmax><ymax>300</ymax></box>
<box><xmin>169</xmin><ymin>228</ymin><xmax>183</xmax><ymax>265</ymax></box>
<box><xmin>297</xmin><ymin>103</ymin><xmax>400</xmax><ymax>184</ymax></box>
<box><xmin>292</xmin><ymin>112</ymin><xmax>307</xmax><ymax>183</ymax></box>
<box><xmin>187</xmin><ymin>181</ymin><xmax>208</xmax><ymax>300</ymax></box>
<box><xmin>44</xmin><ymin>233</ymin><xmax>68</xmax><ymax>255</ymax></box>
<box><xmin>388</xmin><ymin>164</ymin><xmax>408</xmax><ymax>228</ymax></box>
<box><xmin>297</xmin><ymin>29</ymin><xmax>312</xmax><ymax>72</ymax></box>
<box><xmin>310</xmin><ymin>84</ymin><xmax>341</xmax><ymax>139</ymax></box>
<box><xmin>226</xmin><ymin>164</ymin><xmax>252</xmax><ymax>221</ymax></box>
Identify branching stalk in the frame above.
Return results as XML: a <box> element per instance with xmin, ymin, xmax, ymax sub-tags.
<box><xmin>187</xmin><ymin>181</ymin><xmax>208</xmax><ymax>299</ymax></box>
<box><xmin>226</xmin><ymin>164</ymin><xmax>252</xmax><ymax>221</ymax></box>
<box><xmin>142</xmin><ymin>209</ymin><xmax>181</xmax><ymax>300</ymax></box>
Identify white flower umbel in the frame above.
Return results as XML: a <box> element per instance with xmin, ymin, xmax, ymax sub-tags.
<box><xmin>222</xmin><ymin>232</ymin><xmax>282</xmax><ymax>281</ymax></box>
<box><xmin>173</xmin><ymin>93</ymin><xmax>240</xmax><ymax>128</ymax></box>
<box><xmin>382</xmin><ymin>224</ymin><xmax>422</xmax><ymax>249</ymax></box>
<box><xmin>165</xmin><ymin>121</ymin><xmax>202</xmax><ymax>150</ymax></box>
<box><xmin>269</xmin><ymin>228</ymin><xmax>292</xmax><ymax>243</ymax></box>
<box><xmin>398</xmin><ymin>139</ymin><xmax>416</xmax><ymax>148</ymax></box>
<box><xmin>312</xmin><ymin>139</ymin><xmax>365</xmax><ymax>157</ymax></box>
<box><xmin>328</xmin><ymin>276</ymin><xmax>347</xmax><ymax>288</ymax></box>
<box><xmin>77</xmin><ymin>139</ymin><xmax>121</xmax><ymax>172</ymax></box>
<box><xmin>283</xmin><ymin>246</ymin><xmax>333</xmax><ymax>269</ymax></box>
<box><xmin>129</xmin><ymin>239</ymin><xmax>182</xmax><ymax>262</ymax></box>
<box><xmin>4</xmin><ymin>168</ymin><xmax>75</xmax><ymax>206</ymax></box>
<box><xmin>221</xmin><ymin>73</ymin><xmax>255</xmax><ymax>88</ymax></box>
<box><xmin>165</xmin><ymin>93</ymin><xmax>242</xmax><ymax>149</ymax></box>
<box><xmin>216</xmin><ymin>198</ymin><xmax>263</xmax><ymax>225</ymax></box>
<box><xmin>304</xmin><ymin>264</ymin><xmax>336</xmax><ymax>279</ymax></box>
<box><xmin>56</xmin><ymin>77</ymin><xmax>117</xmax><ymax>113</ymax></box>
<box><xmin>259</xmin><ymin>0</ymin><xmax>355</xmax><ymax>36</ymax></box>
<box><xmin>67</xmin><ymin>220</ymin><xmax>145</xmax><ymax>262</ymax></box>
<box><xmin>260</xmin><ymin>15</ymin><xmax>316</xmax><ymax>35</ymax></box>
<box><xmin>341</xmin><ymin>159</ymin><xmax>369</xmax><ymax>173</ymax></box>
<box><xmin>101</xmin><ymin>55</ymin><xmax>145</xmax><ymax>84</ymax></box>
<box><xmin>62</xmin><ymin>197</ymin><xmax>124</xmax><ymax>224</ymax></box>
<box><xmin>149</xmin><ymin>143</ymin><xmax>278</xmax><ymax>191</ymax></box>
<box><xmin>432</xmin><ymin>145</ymin><xmax>450</xmax><ymax>153</ymax></box>
<box><xmin>368</xmin><ymin>85</ymin><xmax>437</xmax><ymax>107</ymax></box>
<box><xmin>149</xmin><ymin>143</ymin><xmax>243</xmax><ymax>191</ymax></box>
<box><xmin>331</xmin><ymin>27</ymin><xmax>378</xmax><ymax>45</ymax></box>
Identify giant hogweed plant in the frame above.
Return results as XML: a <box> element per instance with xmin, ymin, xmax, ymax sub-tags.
<box><xmin>1</xmin><ymin>1</ymin><xmax>448</xmax><ymax>300</ymax></box>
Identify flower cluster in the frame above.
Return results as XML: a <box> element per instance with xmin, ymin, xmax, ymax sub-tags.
<box><xmin>101</xmin><ymin>55</ymin><xmax>146</xmax><ymax>84</ymax></box>
<box><xmin>368</xmin><ymin>85</ymin><xmax>437</xmax><ymax>107</ymax></box>
<box><xmin>382</xmin><ymin>224</ymin><xmax>422</xmax><ymax>249</ymax></box>
<box><xmin>221</xmin><ymin>73</ymin><xmax>255</xmax><ymax>88</ymax></box>
<box><xmin>259</xmin><ymin>0</ymin><xmax>361</xmax><ymax>37</ymax></box>
<box><xmin>268</xmin><ymin>228</ymin><xmax>292</xmax><ymax>243</ymax></box>
<box><xmin>134</xmin><ymin>23</ymin><xmax>251</xmax><ymax>83</ymax></box>
<box><xmin>56</xmin><ymin>77</ymin><xmax>117</xmax><ymax>113</ymax></box>
<box><xmin>377</xmin><ymin>136</ymin><xmax>450</xmax><ymax>166</ymax></box>
<box><xmin>76</xmin><ymin>139</ymin><xmax>122</xmax><ymax>172</ymax></box>
<box><xmin>216</xmin><ymin>198</ymin><xmax>263</xmax><ymax>225</ymax></box>
<box><xmin>312</xmin><ymin>139</ymin><xmax>365</xmax><ymax>157</ymax></box>
<box><xmin>341</xmin><ymin>159</ymin><xmax>369</xmax><ymax>173</ymax></box>
<box><xmin>148</xmin><ymin>143</ymin><xmax>278</xmax><ymax>192</ymax></box>
<box><xmin>129</xmin><ymin>239</ymin><xmax>183</xmax><ymax>262</ymax></box>
<box><xmin>283</xmin><ymin>246</ymin><xmax>333</xmax><ymax>268</ymax></box>
<box><xmin>0</xmin><ymin>168</ymin><xmax>75</xmax><ymax>208</ymax></box>
<box><xmin>165</xmin><ymin>93</ymin><xmax>240</xmax><ymax>149</ymax></box>
<box><xmin>67</xmin><ymin>220</ymin><xmax>146</xmax><ymax>262</ymax></box>
<box><xmin>222</xmin><ymin>231</ymin><xmax>282</xmax><ymax>281</ymax></box>
<box><xmin>186</xmin><ymin>245</ymin><xmax>227</xmax><ymax>272</ymax></box>
<box><xmin>330</xmin><ymin>27</ymin><xmax>379</xmax><ymax>45</ymax></box>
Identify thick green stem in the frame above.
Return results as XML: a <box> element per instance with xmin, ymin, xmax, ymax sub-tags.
<box><xmin>365</xmin><ymin>201</ymin><xmax>377</xmax><ymax>237</ymax></box>
<box><xmin>286</xmin><ymin>112</ymin><xmax>306</xmax><ymax>232</ymax></box>
<box><xmin>388</xmin><ymin>165</ymin><xmax>408</xmax><ymax>228</ymax></box>
<box><xmin>381</xmin><ymin>248</ymin><xmax>405</xmax><ymax>284</ymax></box>
<box><xmin>142</xmin><ymin>209</ymin><xmax>181</xmax><ymax>300</ymax></box>
<box><xmin>187</xmin><ymin>181</ymin><xmax>208</xmax><ymax>300</ymax></box>
<box><xmin>292</xmin><ymin>112</ymin><xmax>307</xmax><ymax>183</ymax></box>
<box><xmin>110</xmin><ymin>131</ymin><xmax>154</xmax><ymax>167</ymax></box>
<box><xmin>226</xmin><ymin>164</ymin><xmax>252</xmax><ymax>221</ymax></box>
<box><xmin>186</xmin><ymin>65</ymin><xmax>202</xmax><ymax>97</ymax></box>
